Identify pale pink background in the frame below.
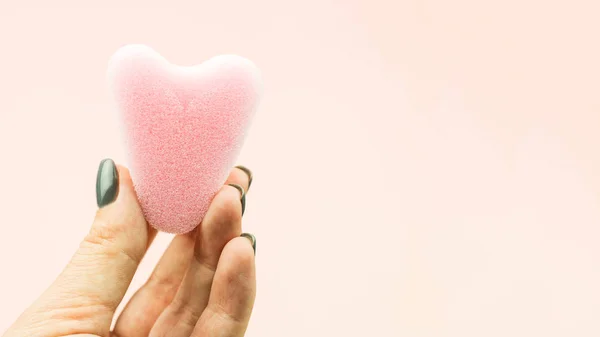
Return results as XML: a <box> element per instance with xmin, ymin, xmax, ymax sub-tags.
<box><xmin>1</xmin><ymin>0</ymin><xmax>600</xmax><ymax>336</ymax></box>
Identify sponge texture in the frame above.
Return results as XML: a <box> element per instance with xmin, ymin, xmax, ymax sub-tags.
<box><xmin>107</xmin><ymin>44</ymin><xmax>261</xmax><ymax>234</ymax></box>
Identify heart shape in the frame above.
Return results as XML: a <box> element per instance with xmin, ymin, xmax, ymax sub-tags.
<box><xmin>107</xmin><ymin>44</ymin><xmax>262</xmax><ymax>234</ymax></box>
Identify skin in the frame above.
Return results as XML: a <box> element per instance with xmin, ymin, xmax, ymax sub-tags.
<box><xmin>2</xmin><ymin>165</ymin><xmax>256</xmax><ymax>337</ymax></box>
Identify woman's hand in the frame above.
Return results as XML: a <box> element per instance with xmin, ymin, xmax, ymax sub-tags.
<box><xmin>2</xmin><ymin>159</ymin><xmax>257</xmax><ymax>337</ymax></box>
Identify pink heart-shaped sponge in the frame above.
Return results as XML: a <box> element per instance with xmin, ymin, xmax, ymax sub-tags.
<box><xmin>107</xmin><ymin>44</ymin><xmax>262</xmax><ymax>234</ymax></box>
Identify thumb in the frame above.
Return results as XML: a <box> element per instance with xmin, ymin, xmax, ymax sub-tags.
<box><xmin>30</xmin><ymin>159</ymin><xmax>154</xmax><ymax>333</ymax></box>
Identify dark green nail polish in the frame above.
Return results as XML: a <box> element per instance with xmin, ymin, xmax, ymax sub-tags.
<box><xmin>235</xmin><ymin>165</ymin><xmax>253</xmax><ymax>189</ymax></box>
<box><xmin>241</xmin><ymin>192</ymin><xmax>246</xmax><ymax>215</ymax></box>
<box><xmin>228</xmin><ymin>183</ymin><xmax>246</xmax><ymax>215</ymax></box>
<box><xmin>241</xmin><ymin>233</ymin><xmax>256</xmax><ymax>255</ymax></box>
<box><xmin>96</xmin><ymin>158</ymin><xmax>119</xmax><ymax>208</ymax></box>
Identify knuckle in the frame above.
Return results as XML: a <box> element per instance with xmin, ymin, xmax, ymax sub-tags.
<box><xmin>77</xmin><ymin>217</ymin><xmax>141</xmax><ymax>266</ymax></box>
<box><xmin>169</xmin><ymin>296</ymin><xmax>204</xmax><ymax>327</ymax></box>
<box><xmin>87</xmin><ymin>217</ymin><xmax>122</xmax><ymax>246</ymax></box>
<box><xmin>146</xmin><ymin>269</ymin><xmax>182</xmax><ymax>291</ymax></box>
<box><xmin>191</xmin><ymin>251</ymin><xmax>218</xmax><ymax>274</ymax></box>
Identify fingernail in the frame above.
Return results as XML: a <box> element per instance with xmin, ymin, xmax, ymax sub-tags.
<box><xmin>240</xmin><ymin>233</ymin><xmax>256</xmax><ymax>255</ymax></box>
<box><xmin>228</xmin><ymin>183</ymin><xmax>246</xmax><ymax>215</ymax></box>
<box><xmin>96</xmin><ymin>158</ymin><xmax>119</xmax><ymax>208</ymax></box>
<box><xmin>235</xmin><ymin>165</ymin><xmax>253</xmax><ymax>189</ymax></box>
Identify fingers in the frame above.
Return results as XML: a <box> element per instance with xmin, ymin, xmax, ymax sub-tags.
<box><xmin>113</xmin><ymin>233</ymin><xmax>195</xmax><ymax>337</ymax></box>
<box><xmin>149</xmin><ymin>166</ymin><xmax>251</xmax><ymax>336</ymax></box>
<box><xmin>226</xmin><ymin>165</ymin><xmax>253</xmax><ymax>216</ymax></box>
<box><xmin>27</xmin><ymin>159</ymin><xmax>154</xmax><ymax>336</ymax></box>
<box><xmin>226</xmin><ymin>165</ymin><xmax>253</xmax><ymax>191</ymax></box>
<box><xmin>193</xmin><ymin>235</ymin><xmax>257</xmax><ymax>337</ymax></box>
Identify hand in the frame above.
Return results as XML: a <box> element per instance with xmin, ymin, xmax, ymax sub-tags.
<box><xmin>2</xmin><ymin>159</ymin><xmax>257</xmax><ymax>337</ymax></box>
